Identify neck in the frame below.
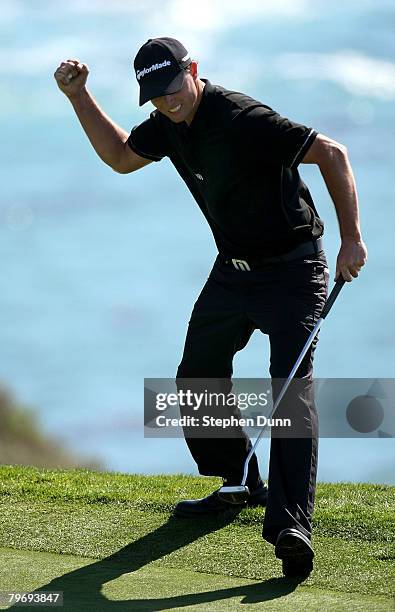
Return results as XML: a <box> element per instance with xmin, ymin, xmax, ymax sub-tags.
<box><xmin>185</xmin><ymin>79</ymin><xmax>205</xmax><ymax>126</ymax></box>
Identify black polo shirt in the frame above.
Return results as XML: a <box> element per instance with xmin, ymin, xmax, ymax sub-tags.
<box><xmin>127</xmin><ymin>79</ymin><xmax>324</xmax><ymax>257</ymax></box>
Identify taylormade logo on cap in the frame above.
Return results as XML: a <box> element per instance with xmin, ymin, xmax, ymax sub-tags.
<box><xmin>136</xmin><ymin>60</ymin><xmax>172</xmax><ymax>80</ymax></box>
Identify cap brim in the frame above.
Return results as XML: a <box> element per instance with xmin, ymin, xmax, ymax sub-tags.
<box><xmin>139</xmin><ymin>70</ymin><xmax>186</xmax><ymax>106</ymax></box>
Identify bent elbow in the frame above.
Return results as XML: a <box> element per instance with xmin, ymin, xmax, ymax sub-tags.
<box><xmin>336</xmin><ymin>142</ymin><xmax>348</xmax><ymax>158</ymax></box>
<box><xmin>320</xmin><ymin>139</ymin><xmax>349</xmax><ymax>168</ymax></box>
<box><xmin>303</xmin><ymin>134</ymin><xmax>348</xmax><ymax>165</ymax></box>
<box><xmin>111</xmin><ymin>160</ymin><xmax>133</xmax><ymax>174</ymax></box>
<box><xmin>112</xmin><ymin>165</ymin><xmax>129</xmax><ymax>174</ymax></box>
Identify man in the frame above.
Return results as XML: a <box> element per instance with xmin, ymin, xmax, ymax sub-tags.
<box><xmin>54</xmin><ymin>37</ymin><xmax>367</xmax><ymax>577</ymax></box>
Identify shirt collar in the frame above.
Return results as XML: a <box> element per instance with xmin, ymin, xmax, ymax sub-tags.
<box><xmin>159</xmin><ymin>78</ymin><xmax>213</xmax><ymax>136</ymax></box>
<box><xmin>187</xmin><ymin>78</ymin><xmax>211</xmax><ymax>131</ymax></box>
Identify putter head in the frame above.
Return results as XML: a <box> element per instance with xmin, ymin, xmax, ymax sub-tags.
<box><xmin>217</xmin><ymin>485</ymin><xmax>250</xmax><ymax>505</ymax></box>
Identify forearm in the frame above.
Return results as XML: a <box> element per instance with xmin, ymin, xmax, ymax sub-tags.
<box><xmin>302</xmin><ymin>133</ymin><xmax>367</xmax><ymax>280</ymax></box>
<box><xmin>68</xmin><ymin>87</ymin><xmax>129</xmax><ymax>171</ymax></box>
<box><xmin>318</xmin><ymin>146</ymin><xmax>362</xmax><ymax>242</ymax></box>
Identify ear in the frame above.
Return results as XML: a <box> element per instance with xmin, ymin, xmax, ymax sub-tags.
<box><xmin>189</xmin><ymin>60</ymin><xmax>198</xmax><ymax>79</ymax></box>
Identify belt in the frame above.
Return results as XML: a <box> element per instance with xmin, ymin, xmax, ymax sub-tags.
<box><xmin>222</xmin><ymin>237</ymin><xmax>324</xmax><ymax>271</ymax></box>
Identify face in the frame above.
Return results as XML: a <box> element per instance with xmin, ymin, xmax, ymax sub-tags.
<box><xmin>151</xmin><ymin>62</ymin><xmax>201</xmax><ymax>125</ymax></box>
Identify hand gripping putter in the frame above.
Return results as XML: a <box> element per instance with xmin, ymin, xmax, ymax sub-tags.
<box><xmin>218</xmin><ymin>276</ymin><xmax>346</xmax><ymax>504</ymax></box>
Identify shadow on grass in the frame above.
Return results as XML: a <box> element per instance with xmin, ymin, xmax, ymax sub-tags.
<box><xmin>12</xmin><ymin>512</ymin><xmax>301</xmax><ymax>611</ymax></box>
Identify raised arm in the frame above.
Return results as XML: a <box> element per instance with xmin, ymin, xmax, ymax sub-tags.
<box><xmin>302</xmin><ymin>133</ymin><xmax>368</xmax><ymax>282</ymax></box>
<box><xmin>54</xmin><ymin>59</ymin><xmax>152</xmax><ymax>174</ymax></box>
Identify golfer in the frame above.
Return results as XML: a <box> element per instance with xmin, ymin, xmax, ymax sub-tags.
<box><xmin>54</xmin><ymin>37</ymin><xmax>367</xmax><ymax>577</ymax></box>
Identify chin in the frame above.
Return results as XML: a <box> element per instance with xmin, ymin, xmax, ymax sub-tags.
<box><xmin>168</xmin><ymin>115</ymin><xmax>186</xmax><ymax>123</ymax></box>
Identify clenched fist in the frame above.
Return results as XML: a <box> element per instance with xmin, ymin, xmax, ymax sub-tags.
<box><xmin>54</xmin><ymin>59</ymin><xmax>89</xmax><ymax>98</ymax></box>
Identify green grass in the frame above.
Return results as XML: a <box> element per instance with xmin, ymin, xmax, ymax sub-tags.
<box><xmin>0</xmin><ymin>466</ymin><xmax>394</xmax><ymax>611</ymax></box>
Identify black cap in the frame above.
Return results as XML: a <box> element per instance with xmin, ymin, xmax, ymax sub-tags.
<box><xmin>134</xmin><ymin>37</ymin><xmax>191</xmax><ymax>106</ymax></box>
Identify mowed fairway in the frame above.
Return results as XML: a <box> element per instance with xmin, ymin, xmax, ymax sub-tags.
<box><xmin>0</xmin><ymin>467</ymin><xmax>393</xmax><ymax>611</ymax></box>
<box><xmin>0</xmin><ymin>547</ymin><xmax>392</xmax><ymax>611</ymax></box>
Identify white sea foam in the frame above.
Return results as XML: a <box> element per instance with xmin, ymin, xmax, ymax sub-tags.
<box><xmin>159</xmin><ymin>0</ymin><xmax>312</xmax><ymax>31</ymax></box>
<box><xmin>0</xmin><ymin>0</ymin><xmax>313</xmax><ymax>70</ymax></box>
<box><xmin>275</xmin><ymin>51</ymin><xmax>395</xmax><ymax>100</ymax></box>
<box><xmin>1</xmin><ymin>1</ymin><xmax>394</xmax><ymax>102</ymax></box>
<box><xmin>57</xmin><ymin>0</ymin><xmax>312</xmax><ymax>21</ymax></box>
<box><xmin>2</xmin><ymin>0</ymin><xmax>393</xmax><ymax>25</ymax></box>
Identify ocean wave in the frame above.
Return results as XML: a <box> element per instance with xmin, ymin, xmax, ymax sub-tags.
<box><xmin>0</xmin><ymin>37</ymin><xmax>97</xmax><ymax>74</ymax></box>
<box><xmin>0</xmin><ymin>0</ymin><xmax>313</xmax><ymax>29</ymax></box>
<box><xmin>43</xmin><ymin>0</ymin><xmax>312</xmax><ymax>21</ymax></box>
<box><xmin>3</xmin><ymin>0</ymin><xmax>394</xmax><ymax>26</ymax></box>
<box><xmin>275</xmin><ymin>51</ymin><xmax>395</xmax><ymax>100</ymax></box>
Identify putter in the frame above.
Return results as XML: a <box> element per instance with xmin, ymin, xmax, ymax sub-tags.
<box><xmin>218</xmin><ymin>276</ymin><xmax>346</xmax><ymax>504</ymax></box>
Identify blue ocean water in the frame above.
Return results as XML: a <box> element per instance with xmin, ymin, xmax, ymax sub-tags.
<box><xmin>0</xmin><ymin>0</ymin><xmax>394</xmax><ymax>483</ymax></box>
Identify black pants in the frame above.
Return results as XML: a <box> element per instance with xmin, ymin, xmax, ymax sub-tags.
<box><xmin>176</xmin><ymin>250</ymin><xmax>329</xmax><ymax>545</ymax></box>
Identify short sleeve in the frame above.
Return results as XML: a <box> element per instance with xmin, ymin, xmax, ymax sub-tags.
<box><xmin>232</xmin><ymin>105</ymin><xmax>317</xmax><ymax>168</ymax></box>
<box><xmin>127</xmin><ymin>111</ymin><xmax>170</xmax><ymax>162</ymax></box>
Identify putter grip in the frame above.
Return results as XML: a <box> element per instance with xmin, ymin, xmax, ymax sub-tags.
<box><xmin>321</xmin><ymin>277</ymin><xmax>345</xmax><ymax>319</ymax></box>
